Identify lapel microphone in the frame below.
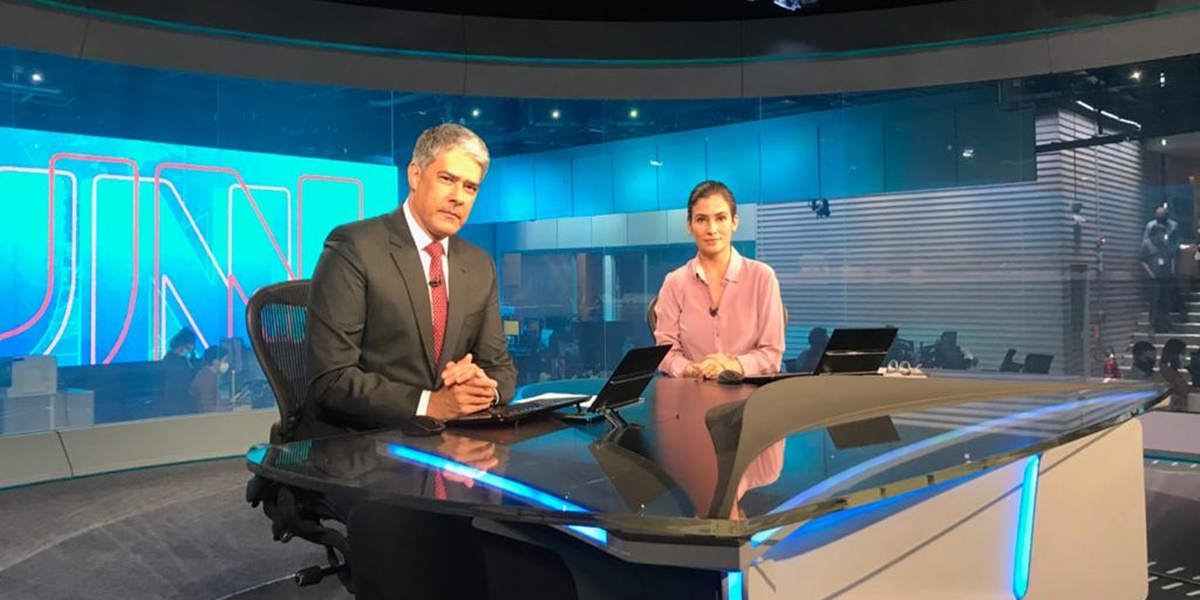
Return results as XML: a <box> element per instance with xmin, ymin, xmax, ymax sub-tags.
<box><xmin>430</xmin><ymin>278</ymin><xmax>443</xmax><ymax>288</ymax></box>
<box><xmin>709</xmin><ymin>307</ymin><xmax>718</xmax><ymax>317</ymax></box>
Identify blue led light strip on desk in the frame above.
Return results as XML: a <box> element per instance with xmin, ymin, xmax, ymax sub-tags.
<box><xmin>725</xmin><ymin>570</ymin><xmax>744</xmax><ymax>600</ymax></box>
<box><xmin>1012</xmin><ymin>454</ymin><xmax>1041</xmax><ymax>599</ymax></box>
<box><xmin>385</xmin><ymin>443</ymin><xmax>607</xmax><ymax>545</ymax></box>
<box><xmin>748</xmin><ymin>390</ymin><xmax>1151</xmax><ymax>548</ymax></box>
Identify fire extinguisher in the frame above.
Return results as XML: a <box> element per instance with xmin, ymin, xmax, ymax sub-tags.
<box><xmin>1103</xmin><ymin>347</ymin><xmax>1122</xmax><ymax>379</ymax></box>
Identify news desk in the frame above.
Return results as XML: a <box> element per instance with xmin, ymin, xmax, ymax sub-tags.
<box><xmin>247</xmin><ymin>375</ymin><xmax>1164</xmax><ymax>600</ymax></box>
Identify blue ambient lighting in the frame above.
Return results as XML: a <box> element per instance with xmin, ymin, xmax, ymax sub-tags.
<box><xmin>726</xmin><ymin>570</ymin><xmax>744</xmax><ymax>599</ymax></box>
<box><xmin>386</xmin><ymin>443</ymin><xmax>607</xmax><ymax>545</ymax></box>
<box><xmin>1013</xmin><ymin>454</ymin><xmax>1041</xmax><ymax>599</ymax></box>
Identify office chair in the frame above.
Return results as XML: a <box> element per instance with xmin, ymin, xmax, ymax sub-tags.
<box><xmin>999</xmin><ymin>349</ymin><xmax>1023</xmax><ymax>373</ymax></box>
<box><xmin>243</xmin><ymin>279</ymin><xmax>353</xmax><ymax>592</ymax></box>
<box><xmin>1021</xmin><ymin>353</ymin><xmax>1054</xmax><ymax>375</ymax></box>
<box><xmin>645</xmin><ymin>295</ymin><xmax>789</xmax><ymax>337</ymax></box>
<box><xmin>646</xmin><ymin>296</ymin><xmax>659</xmax><ymax>337</ymax></box>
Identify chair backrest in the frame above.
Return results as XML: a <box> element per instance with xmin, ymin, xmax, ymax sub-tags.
<box><xmin>245</xmin><ymin>279</ymin><xmax>311</xmax><ymax>444</ymax></box>
<box><xmin>999</xmin><ymin>348</ymin><xmax>1022</xmax><ymax>372</ymax></box>
<box><xmin>646</xmin><ymin>296</ymin><xmax>659</xmax><ymax>337</ymax></box>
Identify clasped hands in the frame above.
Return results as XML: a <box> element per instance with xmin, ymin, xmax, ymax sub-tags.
<box><xmin>435</xmin><ymin>433</ymin><xmax>500</xmax><ymax>489</ymax></box>
<box><xmin>682</xmin><ymin>353</ymin><xmax>744</xmax><ymax>380</ymax></box>
<box><xmin>426</xmin><ymin>353</ymin><xmax>499</xmax><ymax>420</ymax></box>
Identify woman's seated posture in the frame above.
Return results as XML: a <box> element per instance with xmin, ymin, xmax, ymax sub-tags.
<box><xmin>654</xmin><ymin>181</ymin><xmax>785</xmax><ymax>380</ymax></box>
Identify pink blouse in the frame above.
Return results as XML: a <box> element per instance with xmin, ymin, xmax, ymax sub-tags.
<box><xmin>653</xmin><ymin>249</ymin><xmax>786</xmax><ymax>377</ymax></box>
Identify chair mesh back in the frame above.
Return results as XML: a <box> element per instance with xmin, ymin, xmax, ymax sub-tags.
<box><xmin>246</xmin><ymin>280</ymin><xmax>311</xmax><ymax>443</ymax></box>
<box><xmin>646</xmin><ymin>296</ymin><xmax>659</xmax><ymax>337</ymax></box>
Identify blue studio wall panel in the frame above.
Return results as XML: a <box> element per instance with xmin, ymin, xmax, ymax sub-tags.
<box><xmin>656</xmin><ymin>134</ymin><xmax>707</xmax><ymax>210</ymax></box>
<box><xmin>476</xmin><ymin>89</ymin><xmax>1033</xmax><ymax>225</ymax></box>
<box><xmin>760</xmin><ymin>118</ymin><xmax>821</xmax><ymax>203</ymax></box>
<box><xmin>496</xmin><ymin>157</ymin><xmax>537</xmax><ymax>222</ymax></box>
<box><xmin>613</xmin><ymin>140</ymin><xmax>658</xmax><ymax>214</ymax></box>
<box><xmin>885</xmin><ymin>109</ymin><xmax>957</xmax><ymax>192</ymax></box>
<box><xmin>706</xmin><ymin>124</ymin><xmax>762</xmax><ymax>204</ymax></box>
<box><xmin>819</xmin><ymin>115</ymin><xmax>886</xmax><ymax>198</ymax></box>
<box><xmin>571</xmin><ymin>152</ymin><xmax>615</xmax><ymax>217</ymax></box>
<box><xmin>0</xmin><ymin>126</ymin><xmax>398</xmax><ymax>366</ymax></box>
<box><xmin>534</xmin><ymin>158</ymin><xmax>574</xmax><ymax>220</ymax></box>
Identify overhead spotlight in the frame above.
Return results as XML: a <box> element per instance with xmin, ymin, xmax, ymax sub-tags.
<box><xmin>1161</xmin><ymin>139</ymin><xmax>1168</xmax><ymax>147</ymax></box>
<box><xmin>29</xmin><ymin>71</ymin><xmax>43</xmax><ymax>85</ymax></box>
<box><xmin>649</xmin><ymin>159</ymin><xmax>663</xmax><ymax>167</ymax></box>
<box><xmin>551</xmin><ymin>109</ymin><xmax>561</xmax><ymax>120</ymax></box>
<box><xmin>1129</xmin><ymin>69</ymin><xmax>1142</xmax><ymax>82</ymax></box>
<box><xmin>629</xmin><ymin>108</ymin><xmax>639</xmax><ymax>119</ymax></box>
<box><xmin>961</xmin><ymin>147</ymin><xmax>975</xmax><ymax>159</ymax></box>
<box><xmin>1159</xmin><ymin>72</ymin><xmax>1167</xmax><ymax>87</ymax></box>
<box><xmin>471</xmin><ymin>108</ymin><xmax>481</xmax><ymax>118</ymax></box>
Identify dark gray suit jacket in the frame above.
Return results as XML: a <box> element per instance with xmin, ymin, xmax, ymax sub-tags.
<box><xmin>300</xmin><ymin>207</ymin><xmax>516</xmax><ymax>439</ymax></box>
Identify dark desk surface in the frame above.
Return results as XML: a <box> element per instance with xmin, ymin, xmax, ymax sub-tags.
<box><xmin>247</xmin><ymin>374</ymin><xmax>1163</xmax><ymax>542</ymax></box>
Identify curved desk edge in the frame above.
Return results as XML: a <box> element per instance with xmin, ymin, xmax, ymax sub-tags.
<box><xmin>0</xmin><ymin>409</ymin><xmax>276</xmax><ymax>490</ymax></box>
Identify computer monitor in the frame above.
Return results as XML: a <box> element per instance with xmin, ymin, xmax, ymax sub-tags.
<box><xmin>502</xmin><ymin>320</ymin><xmax>521</xmax><ymax>337</ymax></box>
<box><xmin>814</xmin><ymin>327</ymin><xmax>899</xmax><ymax>375</ymax></box>
<box><xmin>1021</xmin><ymin>353</ymin><xmax>1054</xmax><ymax>374</ymax></box>
<box><xmin>587</xmin><ymin>344</ymin><xmax>672</xmax><ymax>428</ymax></box>
<box><xmin>940</xmin><ymin>331</ymin><xmax>958</xmax><ymax>348</ymax></box>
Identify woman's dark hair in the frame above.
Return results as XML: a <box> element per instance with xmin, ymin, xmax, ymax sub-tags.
<box><xmin>1162</xmin><ymin>338</ymin><xmax>1186</xmax><ymax>369</ymax></box>
<box><xmin>169</xmin><ymin>327</ymin><xmax>197</xmax><ymax>350</ymax></box>
<box><xmin>199</xmin><ymin>345</ymin><xmax>228</xmax><ymax>366</ymax></box>
<box><xmin>1132</xmin><ymin>341</ymin><xmax>1155</xmax><ymax>358</ymax></box>
<box><xmin>686</xmin><ymin>181</ymin><xmax>737</xmax><ymax>221</ymax></box>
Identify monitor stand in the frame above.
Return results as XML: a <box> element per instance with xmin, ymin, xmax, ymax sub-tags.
<box><xmin>601</xmin><ymin>408</ymin><xmax>629</xmax><ymax>430</ymax></box>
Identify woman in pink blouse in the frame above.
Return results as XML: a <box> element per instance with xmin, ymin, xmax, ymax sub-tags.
<box><xmin>653</xmin><ymin>181</ymin><xmax>786</xmax><ymax>379</ymax></box>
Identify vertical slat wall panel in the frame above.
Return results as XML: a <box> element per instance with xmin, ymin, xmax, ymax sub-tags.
<box><xmin>758</xmin><ymin>109</ymin><xmax>1145</xmax><ymax>375</ymax></box>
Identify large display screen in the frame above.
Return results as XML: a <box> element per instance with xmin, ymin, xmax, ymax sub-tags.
<box><xmin>0</xmin><ymin>126</ymin><xmax>399</xmax><ymax>365</ymax></box>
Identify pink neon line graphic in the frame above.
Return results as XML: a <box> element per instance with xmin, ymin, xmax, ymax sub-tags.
<box><xmin>0</xmin><ymin>167</ymin><xmax>79</xmax><ymax>355</ymax></box>
<box><xmin>90</xmin><ymin>174</ymin><xmax>151</xmax><ymax>363</ymax></box>
<box><xmin>161</xmin><ymin>275</ymin><xmax>211</xmax><ymax>351</ymax></box>
<box><xmin>59</xmin><ymin>157</ymin><xmax>142</xmax><ymax>365</ymax></box>
<box><xmin>157</xmin><ymin>178</ymin><xmax>229</xmax><ymax>286</ymax></box>
<box><xmin>227</xmin><ymin>275</ymin><xmax>249</xmax><ymax>338</ymax></box>
<box><xmin>228</xmin><ymin>184</ymin><xmax>293</xmax><ymax>269</ymax></box>
<box><xmin>297</xmin><ymin>175</ymin><xmax>365</xmax><ymax>275</ymax></box>
<box><xmin>154</xmin><ymin>162</ymin><xmax>294</xmax><ymax>358</ymax></box>
<box><xmin>0</xmin><ymin>156</ymin><xmax>137</xmax><ymax>365</ymax></box>
<box><xmin>227</xmin><ymin>185</ymin><xmax>292</xmax><ymax>336</ymax></box>
<box><xmin>97</xmin><ymin>175</ymin><xmax>230</xmax><ymax>362</ymax></box>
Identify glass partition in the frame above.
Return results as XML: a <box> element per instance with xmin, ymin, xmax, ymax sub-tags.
<box><xmin>2</xmin><ymin>44</ymin><xmax>1198</xmax><ymax>436</ymax></box>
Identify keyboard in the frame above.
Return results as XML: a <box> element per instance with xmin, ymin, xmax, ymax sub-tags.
<box><xmin>449</xmin><ymin>394</ymin><xmax>591</xmax><ymax>425</ymax></box>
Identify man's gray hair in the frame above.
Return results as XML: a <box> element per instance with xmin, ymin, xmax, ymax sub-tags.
<box><xmin>412</xmin><ymin>123</ymin><xmax>490</xmax><ymax>176</ymax></box>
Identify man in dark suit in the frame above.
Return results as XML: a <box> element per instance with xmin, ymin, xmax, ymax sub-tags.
<box><xmin>301</xmin><ymin>124</ymin><xmax>555</xmax><ymax>600</ymax></box>
<box><xmin>303</xmin><ymin>123</ymin><xmax>516</xmax><ymax>439</ymax></box>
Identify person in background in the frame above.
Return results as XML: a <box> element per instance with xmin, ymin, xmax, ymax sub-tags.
<box><xmin>793</xmin><ymin>327</ymin><xmax>829</xmax><ymax>374</ymax></box>
<box><xmin>1159</xmin><ymin>338</ymin><xmax>1192</xmax><ymax>410</ymax></box>
<box><xmin>1127</xmin><ymin>341</ymin><xmax>1157</xmax><ymax>381</ymax></box>
<box><xmin>653</xmin><ymin>181</ymin><xmax>785</xmax><ymax>380</ymax></box>
<box><xmin>1143</xmin><ymin>222</ymin><xmax>1176</xmax><ymax>333</ymax></box>
<box><xmin>160</xmin><ymin>328</ymin><xmax>198</xmax><ymax>415</ymax></box>
<box><xmin>189</xmin><ymin>346</ymin><xmax>238</xmax><ymax>412</ymax></box>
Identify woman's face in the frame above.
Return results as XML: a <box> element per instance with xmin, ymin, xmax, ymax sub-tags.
<box><xmin>688</xmin><ymin>194</ymin><xmax>738</xmax><ymax>258</ymax></box>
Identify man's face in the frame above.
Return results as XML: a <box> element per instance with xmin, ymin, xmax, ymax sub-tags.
<box><xmin>1156</xmin><ymin>207</ymin><xmax>1169</xmax><ymax>222</ymax></box>
<box><xmin>406</xmin><ymin>146</ymin><xmax>483</xmax><ymax>240</ymax></box>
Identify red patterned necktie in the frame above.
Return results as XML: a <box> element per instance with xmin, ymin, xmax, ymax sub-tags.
<box><xmin>433</xmin><ymin>471</ymin><xmax>447</xmax><ymax>500</ymax></box>
<box><xmin>426</xmin><ymin>244</ymin><xmax>448</xmax><ymax>500</ymax></box>
<box><xmin>425</xmin><ymin>241</ymin><xmax>447</xmax><ymax>366</ymax></box>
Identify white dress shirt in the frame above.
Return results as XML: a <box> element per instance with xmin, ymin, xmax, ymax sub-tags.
<box><xmin>403</xmin><ymin>201</ymin><xmax>449</xmax><ymax>416</ymax></box>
